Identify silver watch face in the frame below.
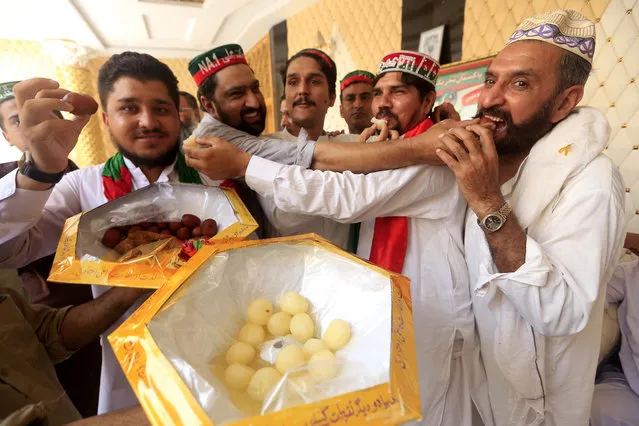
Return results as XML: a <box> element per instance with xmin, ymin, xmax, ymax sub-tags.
<box><xmin>483</xmin><ymin>214</ymin><xmax>504</xmax><ymax>232</ymax></box>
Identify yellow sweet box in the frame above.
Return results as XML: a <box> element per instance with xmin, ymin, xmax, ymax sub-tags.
<box><xmin>48</xmin><ymin>183</ymin><xmax>258</xmax><ymax>289</ymax></box>
<box><xmin>109</xmin><ymin>234</ymin><xmax>421</xmax><ymax>425</ymax></box>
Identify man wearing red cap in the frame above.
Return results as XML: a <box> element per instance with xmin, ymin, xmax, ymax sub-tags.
<box><xmin>182</xmin><ymin>50</ymin><xmax>481</xmax><ymax>426</ymax></box>
<box><xmin>339</xmin><ymin>70</ymin><xmax>375</xmax><ymax>135</ymax></box>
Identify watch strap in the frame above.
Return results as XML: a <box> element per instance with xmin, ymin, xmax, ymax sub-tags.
<box><xmin>18</xmin><ymin>152</ymin><xmax>66</xmax><ymax>184</ymax></box>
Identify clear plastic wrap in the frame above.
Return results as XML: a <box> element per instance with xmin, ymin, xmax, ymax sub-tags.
<box><xmin>48</xmin><ymin>183</ymin><xmax>257</xmax><ymax>288</ymax></box>
<box><xmin>109</xmin><ymin>235</ymin><xmax>421</xmax><ymax>426</ymax></box>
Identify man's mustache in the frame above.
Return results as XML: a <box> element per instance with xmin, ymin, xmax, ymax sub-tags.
<box><xmin>293</xmin><ymin>96</ymin><xmax>316</xmax><ymax>107</ymax></box>
<box><xmin>376</xmin><ymin>107</ymin><xmax>398</xmax><ymax>123</ymax></box>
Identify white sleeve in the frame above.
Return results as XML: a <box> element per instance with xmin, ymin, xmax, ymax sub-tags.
<box><xmin>475</xmin><ymin>162</ymin><xmax>626</xmax><ymax>337</ymax></box>
<box><xmin>245</xmin><ymin>156</ymin><xmax>460</xmax><ymax>223</ymax></box>
<box><xmin>0</xmin><ymin>170</ymin><xmax>83</xmax><ymax>268</ymax></box>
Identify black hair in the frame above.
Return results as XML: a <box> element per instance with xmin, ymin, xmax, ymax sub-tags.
<box><xmin>281</xmin><ymin>50</ymin><xmax>337</xmax><ymax>97</ymax></box>
<box><xmin>97</xmin><ymin>51</ymin><xmax>179</xmax><ymax>110</ymax></box>
<box><xmin>196</xmin><ymin>74</ymin><xmax>218</xmax><ymax>112</ymax></box>
<box><xmin>372</xmin><ymin>72</ymin><xmax>435</xmax><ymax>102</ymax></box>
<box><xmin>179</xmin><ymin>91</ymin><xmax>198</xmax><ymax>110</ymax></box>
<box><xmin>556</xmin><ymin>52</ymin><xmax>591</xmax><ymax>95</ymax></box>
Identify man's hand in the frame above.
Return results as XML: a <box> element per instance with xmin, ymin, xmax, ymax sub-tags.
<box><xmin>435</xmin><ymin>123</ymin><xmax>503</xmax><ymax>217</ymax></box>
<box><xmin>183</xmin><ymin>136</ymin><xmax>252</xmax><ymax>180</ymax></box>
<box><xmin>14</xmin><ymin>78</ymin><xmax>95</xmax><ymax>175</ymax></box>
<box><xmin>432</xmin><ymin>102</ymin><xmax>461</xmax><ymax>122</ymax></box>
<box><xmin>358</xmin><ymin>121</ymin><xmax>400</xmax><ymax>142</ymax></box>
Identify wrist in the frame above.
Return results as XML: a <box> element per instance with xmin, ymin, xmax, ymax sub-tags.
<box><xmin>473</xmin><ymin>196</ymin><xmax>506</xmax><ymax>219</ymax></box>
<box><xmin>238</xmin><ymin>153</ymin><xmax>252</xmax><ymax>177</ymax></box>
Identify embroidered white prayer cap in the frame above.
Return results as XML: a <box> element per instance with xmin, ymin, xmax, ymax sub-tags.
<box><xmin>506</xmin><ymin>9</ymin><xmax>595</xmax><ymax>63</ymax></box>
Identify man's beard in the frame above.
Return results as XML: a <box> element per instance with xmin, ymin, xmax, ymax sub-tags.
<box><xmin>476</xmin><ymin>100</ymin><xmax>555</xmax><ymax>156</ymax></box>
<box><xmin>216</xmin><ymin>101</ymin><xmax>266</xmax><ymax>136</ymax></box>
<box><xmin>113</xmin><ymin>133</ymin><xmax>180</xmax><ymax>169</ymax></box>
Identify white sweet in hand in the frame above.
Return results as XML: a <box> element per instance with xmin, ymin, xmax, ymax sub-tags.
<box><xmin>224</xmin><ymin>363</ymin><xmax>255</xmax><ymax>390</ymax></box>
<box><xmin>267</xmin><ymin>312</ymin><xmax>292</xmax><ymax>336</ymax></box>
<box><xmin>370</xmin><ymin>117</ymin><xmax>385</xmax><ymax>130</ymax></box>
<box><xmin>309</xmin><ymin>349</ymin><xmax>338</xmax><ymax>382</ymax></box>
<box><xmin>302</xmin><ymin>338</ymin><xmax>330</xmax><ymax>358</ymax></box>
<box><xmin>323</xmin><ymin>319</ymin><xmax>351</xmax><ymax>350</ymax></box>
<box><xmin>225</xmin><ymin>341</ymin><xmax>256</xmax><ymax>365</ymax></box>
<box><xmin>247</xmin><ymin>367</ymin><xmax>282</xmax><ymax>401</ymax></box>
<box><xmin>183</xmin><ymin>134</ymin><xmax>198</xmax><ymax>147</ymax></box>
<box><xmin>246</xmin><ymin>298</ymin><xmax>273</xmax><ymax>326</ymax></box>
<box><xmin>238</xmin><ymin>323</ymin><xmax>265</xmax><ymax>347</ymax></box>
<box><xmin>275</xmin><ymin>345</ymin><xmax>305</xmax><ymax>374</ymax></box>
<box><xmin>279</xmin><ymin>292</ymin><xmax>309</xmax><ymax>315</ymax></box>
<box><xmin>290</xmin><ymin>313</ymin><xmax>315</xmax><ymax>343</ymax></box>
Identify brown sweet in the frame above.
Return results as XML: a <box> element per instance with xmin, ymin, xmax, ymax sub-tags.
<box><xmin>64</xmin><ymin>92</ymin><xmax>99</xmax><ymax>116</ymax></box>
<box><xmin>101</xmin><ymin>228</ymin><xmax>122</xmax><ymax>249</ymax></box>
<box><xmin>168</xmin><ymin>221</ymin><xmax>182</xmax><ymax>233</ymax></box>
<box><xmin>146</xmin><ymin>225</ymin><xmax>160</xmax><ymax>234</ymax></box>
<box><xmin>116</xmin><ymin>225</ymin><xmax>131</xmax><ymax>233</ymax></box>
<box><xmin>191</xmin><ymin>226</ymin><xmax>202</xmax><ymax>238</ymax></box>
<box><xmin>157</xmin><ymin>222</ymin><xmax>168</xmax><ymax>229</ymax></box>
<box><xmin>139</xmin><ymin>221</ymin><xmax>153</xmax><ymax>228</ymax></box>
<box><xmin>181</xmin><ymin>214</ymin><xmax>201</xmax><ymax>229</ymax></box>
<box><xmin>129</xmin><ymin>225</ymin><xmax>143</xmax><ymax>233</ymax></box>
<box><xmin>175</xmin><ymin>227</ymin><xmax>191</xmax><ymax>240</ymax></box>
<box><xmin>201</xmin><ymin>218</ymin><xmax>218</xmax><ymax>238</ymax></box>
<box><xmin>160</xmin><ymin>229</ymin><xmax>173</xmax><ymax>236</ymax></box>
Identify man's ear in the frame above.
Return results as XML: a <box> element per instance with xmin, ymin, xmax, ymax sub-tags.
<box><xmin>200</xmin><ymin>96</ymin><xmax>218</xmax><ymax>118</ymax></box>
<box><xmin>329</xmin><ymin>92</ymin><xmax>336</xmax><ymax>108</ymax></box>
<box><xmin>101</xmin><ymin>111</ymin><xmax>108</xmax><ymax>126</ymax></box>
<box><xmin>422</xmin><ymin>91</ymin><xmax>437</xmax><ymax>118</ymax></box>
<box><xmin>550</xmin><ymin>85</ymin><xmax>584</xmax><ymax>124</ymax></box>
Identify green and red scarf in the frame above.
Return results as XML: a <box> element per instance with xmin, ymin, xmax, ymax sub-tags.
<box><xmin>101</xmin><ymin>151</ymin><xmax>202</xmax><ymax>201</ymax></box>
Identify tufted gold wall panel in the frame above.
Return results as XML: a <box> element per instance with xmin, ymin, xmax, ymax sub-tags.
<box><xmin>286</xmin><ymin>0</ymin><xmax>402</xmax><ymax>131</ymax></box>
<box><xmin>461</xmin><ymin>0</ymin><xmax>611</xmax><ymax>61</ymax></box>
<box><xmin>246</xmin><ymin>34</ymin><xmax>276</xmax><ymax>135</ymax></box>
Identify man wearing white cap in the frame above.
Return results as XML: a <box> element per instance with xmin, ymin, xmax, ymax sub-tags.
<box><xmin>436</xmin><ymin>9</ymin><xmax>624</xmax><ymax>425</ymax></box>
<box><xmin>184</xmin><ymin>50</ymin><xmax>488</xmax><ymax>426</ymax></box>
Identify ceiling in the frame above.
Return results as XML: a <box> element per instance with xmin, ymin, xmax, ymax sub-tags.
<box><xmin>0</xmin><ymin>0</ymin><xmax>318</xmax><ymax>57</ymax></box>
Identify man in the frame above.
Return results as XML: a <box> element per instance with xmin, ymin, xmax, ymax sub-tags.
<box><xmin>178</xmin><ymin>90</ymin><xmax>200</xmax><ymax>141</ymax></box>
<box><xmin>279</xmin><ymin>94</ymin><xmax>291</xmax><ymax>129</ymax></box>
<box><xmin>339</xmin><ymin>70</ymin><xmax>374</xmax><ymax>135</ymax></box>
<box><xmin>0</xmin><ymin>285</ymin><xmax>150</xmax><ymax>425</ymax></box>
<box><xmin>0</xmin><ymin>53</ymin><xmax>226</xmax><ymax>415</ymax></box>
<box><xmin>591</xmin><ymin>234</ymin><xmax>639</xmax><ymax>426</ymax></box>
<box><xmin>271</xmin><ymin>48</ymin><xmax>356</xmax><ymax>142</ymax></box>
<box><xmin>0</xmin><ymin>81</ymin><xmax>100</xmax><ymax>417</ymax></box>
<box><xmin>184</xmin><ymin>50</ymin><xmax>486</xmax><ymax>426</ymax></box>
<box><xmin>436</xmin><ymin>10</ymin><xmax>624</xmax><ymax>424</ymax></box>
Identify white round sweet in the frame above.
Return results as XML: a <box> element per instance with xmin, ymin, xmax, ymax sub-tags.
<box><xmin>225</xmin><ymin>341</ymin><xmax>256</xmax><ymax>365</ymax></box>
<box><xmin>224</xmin><ymin>363</ymin><xmax>255</xmax><ymax>390</ymax></box>
<box><xmin>309</xmin><ymin>350</ymin><xmax>338</xmax><ymax>382</ymax></box>
<box><xmin>279</xmin><ymin>292</ymin><xmax>309</xmax><ymax>315</ymax></box>
<box><xmin>290</xmin><ymin>313</ymin><xmax>315</xmax><ymax>343</ymax></box>
<box><xmin>275</xmin><ymin>345</ymin><xmax>305</xmax><ymax>374</ymax></box>
<box><xmin>302</xmin><ymin>338</ymin><xmax>330</xmax><ymax>358</ymax></box>
<box><xmin>246</xmin><ymin>298</ymin><xmax>274</xmax><ymax>326</ymax></box>
<box><xmin>267</xmin><ymin>312</ymin><xmax>292</xmax><ymax>336</ymax></box>
<box><xmin>237</xmin><ymin>323</ymin><xmax>266</xmax><ymax>347</ymax></box>
<box><xmin>247</xmin><ymin>367</ymin><xmax>282</xmax><ymax>401</ymax></box>
<box><xmin>323</xmin><ymin>319</ymin><xmax>351</xmax><ymax>350</ymax></box>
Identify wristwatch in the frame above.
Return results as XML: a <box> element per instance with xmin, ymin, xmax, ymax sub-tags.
<box><xmin>18</xmin><ymin>152</ymin><xmax>66</xmax><ymax>184</ymax></box>
<box><xmin>477</xmin><ymin>202</ymin><xmax>512</xmax><ymax>234</ymax></box>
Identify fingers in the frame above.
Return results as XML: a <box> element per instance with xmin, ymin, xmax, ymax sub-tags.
<box><xmin>435</xmin><ymin>148</ymin><xmax>459</xmax><ymax>171</ymax></box>
<box><xmin>448</xmin><ymin>127</ymin><xmax>481</xmax><ymax>157</ymax></box>
<box><xmin>358</xmin><ymin>124</ymin><xmax>376</xmax><ymax>142</ymax></box>
<box><xmin>433</xmin><ymin>107</ymin><xmax>443</xmax><ymax>123</ymax></box>
<box><xmin>20</xmin><ymin>98</ymin><xmax>74</xmax><ymax>127</ymax></box>
<box><xmin>439</xmin><ymin>133</ymin><xmax>470</xmax><ymax>163</ymax></box>
<box><xmin>13</xmin><ymin>78</ymin><xmax>60</xmax><ymax>108</ymax></box>
<box><xmin>466</xmin><ymin>124</ymin><xmax>498</xmax><ymax>159</ymax></box>
<box><xmin>389</xmin><ymin>130</ymin><xmax>400</xmax><ymax>140</ymax></box>
<box><xmin>377</xmin><ymin>121</ymin><xmax>390</xmax><ymax>141</ymax></box>
<box><xmin>35</xmin><ymin>88</ymin><xmax>71</xmax><ymax>100</ymax></box>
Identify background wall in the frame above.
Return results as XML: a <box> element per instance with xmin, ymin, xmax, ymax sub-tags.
<box><xmin>286</xmin><ymin>0</ymin><xmax>402</xmax><ymax>132</ymax></box>
<box><xmin>462</xmin><ymin>0</ymin><xmax>639</xmax><ymax>233</ymax></box>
